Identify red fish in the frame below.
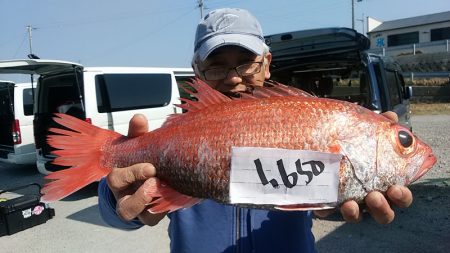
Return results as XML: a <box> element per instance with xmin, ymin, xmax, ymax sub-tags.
<box><xmin>41</xmin><ymin>79</ymin><xmax>436</xmax><ymax>213</ymax></box>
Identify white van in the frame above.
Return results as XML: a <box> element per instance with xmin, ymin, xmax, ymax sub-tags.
<box><xmin>0</xmin><ymin>81</ymin><xmax>36</xmax><ymax>164</ymax></box>
<box><xmin>0</xmin><ymin>59</ymin><xmax>194</xmax><ymax>174</ymax></box>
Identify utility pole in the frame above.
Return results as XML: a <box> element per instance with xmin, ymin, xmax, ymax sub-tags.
<box><xmin>351</xmin><ymin>0</ymin><xmax>355</xmax><ymax>29</ymax></box>
<box><xmin>357</xmin><ymin>13</ymin><xmax>365</xmax><ymax>34</ymax></box>
<box><xmin>352</xmin><ymin>0</ymin><xmax>363</xmax><ymax>30</ymax></box>
<box><xmin>26</xmin><ymin>25</ymin><xmax>34</xmax><ymax>54</ymax></box>
<box><xmin>26</xmin><ymin>25</ymin><xmax>37</xmax><ymax>100</ymax></box>
<box><xmin>197</xmin><ymin>0</ymin><xmax>204</xmax><ymax>19</ymax></box>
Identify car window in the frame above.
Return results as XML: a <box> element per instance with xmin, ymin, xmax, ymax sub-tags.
<box><xmin>275</xmin><ymin>68</ymin><xmax>370</xmax><ymax>106</ymax></box>
<box><xmin>23</xmin><ymin>88</ymin><xmax>34</xmax><ymax>116</ymax></box>
<box><xmin>38</xmin><ymin>73</ymin><xmax>83</xmax><ymax>114</ymax></box>
<box><xmin>372</xmin><ymin>62</ymin><xmax>390</xmax><ymax>111</ymax></box>
<box><xmin>95</xmin><ymin>73</ymin><xmax>172</xmax><ymax>113</ymax></box>
<box><xmin>175</xmin><ymin>75</ymin><xmax>195</xmax><ymax>100</ymax></box>
<box><xmin>385</xmin><ymin>69</ymin><xmax>401</xmax><ymax>106</ymax></box>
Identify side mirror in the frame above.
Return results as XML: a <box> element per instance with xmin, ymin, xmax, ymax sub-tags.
<box><xmin>405</xmin><ymin>86</ymin><xmax>413</xmax><ymax>99</ymax></box>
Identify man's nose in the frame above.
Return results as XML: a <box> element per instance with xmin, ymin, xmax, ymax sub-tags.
<box><xmin>223</xmin><ymin>69</ymin><xmax>242</xmax><ymax>85</ymax></box>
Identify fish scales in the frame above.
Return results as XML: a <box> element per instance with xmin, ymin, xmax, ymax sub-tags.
<box><xmin>105</xmin><ymin>96</ymin><xmax>379</xmax><ymax>203</ymax></box>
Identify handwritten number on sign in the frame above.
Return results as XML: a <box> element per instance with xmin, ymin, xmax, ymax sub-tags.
<box><xmin>254</xmin><ymin>158</ymin><xmax>325</xmax><ymax>188</ymax></box>
<box><xmin>295</xmin><ymin>159</ymin><xmax>312</xmax><ymax>185</ymax></box>
<box><xmin>277</xmin><ymin>159</ymin><xmax>298</xmax><ymax>188</ymax></box>
<box><xmin>255</xmin><ymin>158</ymin><xmax>280</xmax><ymax>188</ymax></box>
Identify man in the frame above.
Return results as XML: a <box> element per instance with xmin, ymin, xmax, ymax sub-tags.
<box><xmin>98</xmin><ymin>8</ymin><xmax>413</xmax><ymax>252</ymax></box>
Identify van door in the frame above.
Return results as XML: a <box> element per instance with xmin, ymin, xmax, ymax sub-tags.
<box><xmin>0</xmin><ymin>82</ymin><xmax>15</xmax><ymax>158</ymax></box>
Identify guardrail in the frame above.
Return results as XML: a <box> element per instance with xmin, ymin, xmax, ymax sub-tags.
<box><xmin>368</xmin><ymin>40</ymin><xmax>450</xmax><ymax>56</ymax></box>
<box><xmin>410</xmin><ymin>86</ymin><xmax>450</xmax><ymax>103</ymax></box>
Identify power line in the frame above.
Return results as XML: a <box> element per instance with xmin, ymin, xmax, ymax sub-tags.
<box><xmin>12</xmin><ymin>31</ymin><xmax>27</xmax><ymax>58</ymax></box>
<box><xmin>36</xmin><ymin>5</ymin><xmax>195</xmax><ymax>30</ymax></box>
<box><xmin>83</xmin><ymin>7</ymin><xmax>196</xmax><ymax>62</ymax></box>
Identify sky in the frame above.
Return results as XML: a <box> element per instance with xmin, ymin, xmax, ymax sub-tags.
<box><xmin>1</xmin><ymin>0</ymin><xmax>449</xmax><ymax>70</ymax></box>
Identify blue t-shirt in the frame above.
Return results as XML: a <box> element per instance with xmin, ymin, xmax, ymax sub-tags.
<box><xmin>98</xmin><ymin>178</ymin><xmax>316</xmax><ymax>253</ymax></box>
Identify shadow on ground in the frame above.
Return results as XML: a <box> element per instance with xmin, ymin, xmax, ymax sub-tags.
<box><xmin>66</xmin><ymin>204</ymin><xmax>107</xmax><ymax>226</ymax></box>
<box><xmin>315</xmin><ymin>178</ymin><xmax>450</xmax><ymax>253</ymax></box>
<box><xmin>0</xmin><ymin>161</ymin><xmax>98</xmax><ymax>200</ymax></box>
<box><xmin>0</xmin><ymin>162</ymin><xmax>44</xmax><ymax>196</ymax></box>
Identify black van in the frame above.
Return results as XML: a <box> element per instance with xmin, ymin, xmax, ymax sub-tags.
<box><xmin>265</xmin><ymin>27</ymin><xmax>412</xmax><ymax>129</ymax></box>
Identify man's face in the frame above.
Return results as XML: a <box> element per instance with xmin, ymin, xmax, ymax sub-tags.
<box><xmin>195</xmin><ymin>46</ymin><xmax>272</xmax><ymax>94</ymax></box>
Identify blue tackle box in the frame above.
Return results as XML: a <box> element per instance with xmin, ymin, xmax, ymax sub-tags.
<box><xmin>0</xmin><ymin>183</ymin><xmax>55</xmax><ymax>236</ymax></box>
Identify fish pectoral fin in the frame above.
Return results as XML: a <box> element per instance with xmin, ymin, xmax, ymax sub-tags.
<box><xmin>145</xmin><ymin>178</ymin><xmax>202</xmax><ymax>213</ymax></box>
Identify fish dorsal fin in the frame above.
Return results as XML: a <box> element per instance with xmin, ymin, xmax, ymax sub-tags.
<box><xmin>162</xmin><ymin>78</ymin><xmax>232</xmax><ymax>128</ymax></box>
<box><xmin>176</xmin><ymin>78</ymin><xmax>232</xmax><ymax>112</ymax></box>
<box><xmin>162</xmin><ymin>79</ymin><xmax>313</xmax><ymax>128</ymax></box>
<box><xmin>243</xmin><ymin>81</ymin><xmax>314</xmax><ymax>99</ymax></box>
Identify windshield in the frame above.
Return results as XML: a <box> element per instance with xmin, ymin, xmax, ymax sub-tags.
<box><xmin>272</xmin><ymin>67</ymin><xmax>371</xmax><ymax>107</ymax></box>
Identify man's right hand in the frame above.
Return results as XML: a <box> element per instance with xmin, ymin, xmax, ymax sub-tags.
<box><xmin>106</xmin><ymin>114</ymin><xmax>166</xmax><ymax>226</ymax></box>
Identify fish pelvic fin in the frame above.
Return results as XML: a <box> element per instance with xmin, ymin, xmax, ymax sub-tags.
<box><xmin>145</xmin><ymin>178</ymin><xmax>202</xmax><ymax>213</ymax></box>
<box><xmin>41</xmin><ymin>113</ymin><xmax>122</xmax><ymax>202</ymax></box>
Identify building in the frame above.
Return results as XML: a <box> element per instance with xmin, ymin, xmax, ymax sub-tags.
<box><xmin>366</xmin><ymin>11</ymin><xmax>450</xmax><ymax>73</ymax></box>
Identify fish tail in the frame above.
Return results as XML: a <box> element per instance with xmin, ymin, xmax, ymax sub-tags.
<box><xmin>145</xmin><ymin>178</ymin><xmax>202</xmax><ymax>213</ymax></box>
<box><xmin>41</xmin><ymin>113</ymin><xmax>122</xmax><ymax>202</ymax></box>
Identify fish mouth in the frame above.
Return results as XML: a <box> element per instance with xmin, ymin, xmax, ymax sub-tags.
<box><xmin>408</xmin><ymin>151</ymin><xmax>437</xmax><ymax>184</ymax></box>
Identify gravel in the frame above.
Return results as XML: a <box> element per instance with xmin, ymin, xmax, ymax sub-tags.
<box><xmin>313</xmin><ymin>115</ymin><xmax>450</xmax><ymax>253</ymax></box>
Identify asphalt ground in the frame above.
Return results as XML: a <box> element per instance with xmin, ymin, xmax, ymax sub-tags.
<box><xmin>0</xmin><ymin>114</ymin><xmax>448</xmax><ymax>253</ymax></box>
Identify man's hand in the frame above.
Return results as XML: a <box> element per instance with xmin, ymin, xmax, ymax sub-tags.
<box><xmin>106</xmin><ymin>114</ymin><xmax>166</xmax><ymax>226</ymax></box>
<box><xmin>315</xmin><ymin>111</ymin><xmax>413</xmax><ymax>224</ymax></box>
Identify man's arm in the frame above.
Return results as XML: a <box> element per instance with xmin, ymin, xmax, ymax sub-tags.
<box><xmin>98</xmin><ymin>177</ymin><xmax>144</xmax><ymax>229</ymax></box>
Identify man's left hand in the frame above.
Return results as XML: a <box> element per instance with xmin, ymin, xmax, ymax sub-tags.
<box><xmin>314</xmin><ymin>186</ymin><xmax>413</xmax><ymax>224</ymax></box>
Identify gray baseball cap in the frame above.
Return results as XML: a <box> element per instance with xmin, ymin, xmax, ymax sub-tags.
<box><xmin>194</xmin><ymin>8</ymin><xmax>265</xmax><ymax>61</ymax></box>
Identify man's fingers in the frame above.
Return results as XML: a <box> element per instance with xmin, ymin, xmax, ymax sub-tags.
<box><xmin>128</xmin><ymin>114</ymin><xmax>149</xmax><ymax>138</ymax></box>
<box><xmin>106</xmin><ymin>163</ymin><xmax>156</xmax><ymax>192</ymax></box>
<box><xmin>386</xmin><ymin>185</ymin><xmax>413</xmax><ymax>208</ymax></box>
<box><xmin>116</xmin><ymin>179</ymin><xmax>155</xmax><ymax>221</ymax></box>
<box><xmin>313</xmin><ymin>209</ymin><xmax>336</xmax><ymax>218</ymax></box>
<box><xmin>137</xmin><ymin>212</ymin><xmax>167</xmax><ymax>226</ymax></box>
<box><xmin>365</xmin><ymin>191</ymin><xmax>395</xmax><ymax>224</ymax></box>
<box><xmin>381</xmin><ymin>111</ymin><xmax>398</xmax><ymax>122</ymax></box>
<box><xmin>340</xmin><ymin>200</ymin><xmax>362</xmax><ymax>223</ymax></box>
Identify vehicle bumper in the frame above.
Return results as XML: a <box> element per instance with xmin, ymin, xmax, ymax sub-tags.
<box><xmin>36</xmin><ymin>156</ymin><xmax>68</xmax><ymax>175</ymax></box>
<box><xmin>0</xmin><ymin>152</ymin><xmax>36</xmax><ymax>165</ymax></box>
<box><xmin>36</xmin><ymin>158</ymin><xmax>52</xmax><ymax>175</ymax></box>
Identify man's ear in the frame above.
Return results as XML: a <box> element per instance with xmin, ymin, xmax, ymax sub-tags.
<box><xmin>264</xmin><ymin>53</ymin><xmax>272</xmax><ymax>79</ymax></box>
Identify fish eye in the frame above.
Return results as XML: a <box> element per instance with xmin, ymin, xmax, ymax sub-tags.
<box><xmin>398</xmin><ymin>130</ymin><xmax>413</xmax><ymax>148</ymax></box>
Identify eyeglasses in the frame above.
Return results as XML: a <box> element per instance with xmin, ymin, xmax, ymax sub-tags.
<box><xmin>202</xmin><ymin>62</ymin><xmax>263</xmax><ymax>81</ymax></box>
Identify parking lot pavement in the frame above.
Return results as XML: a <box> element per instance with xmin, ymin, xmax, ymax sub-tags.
<box><xmin>0</xmin><ymin>163</ymin><xmax>170</xmax><ymax>253</ymax></box>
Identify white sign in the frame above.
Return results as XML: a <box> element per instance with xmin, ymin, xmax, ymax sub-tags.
<box><xmin>230</xmin><ymin>147</ymin><xmax>342</xmax><ymax>205</ymax></box>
